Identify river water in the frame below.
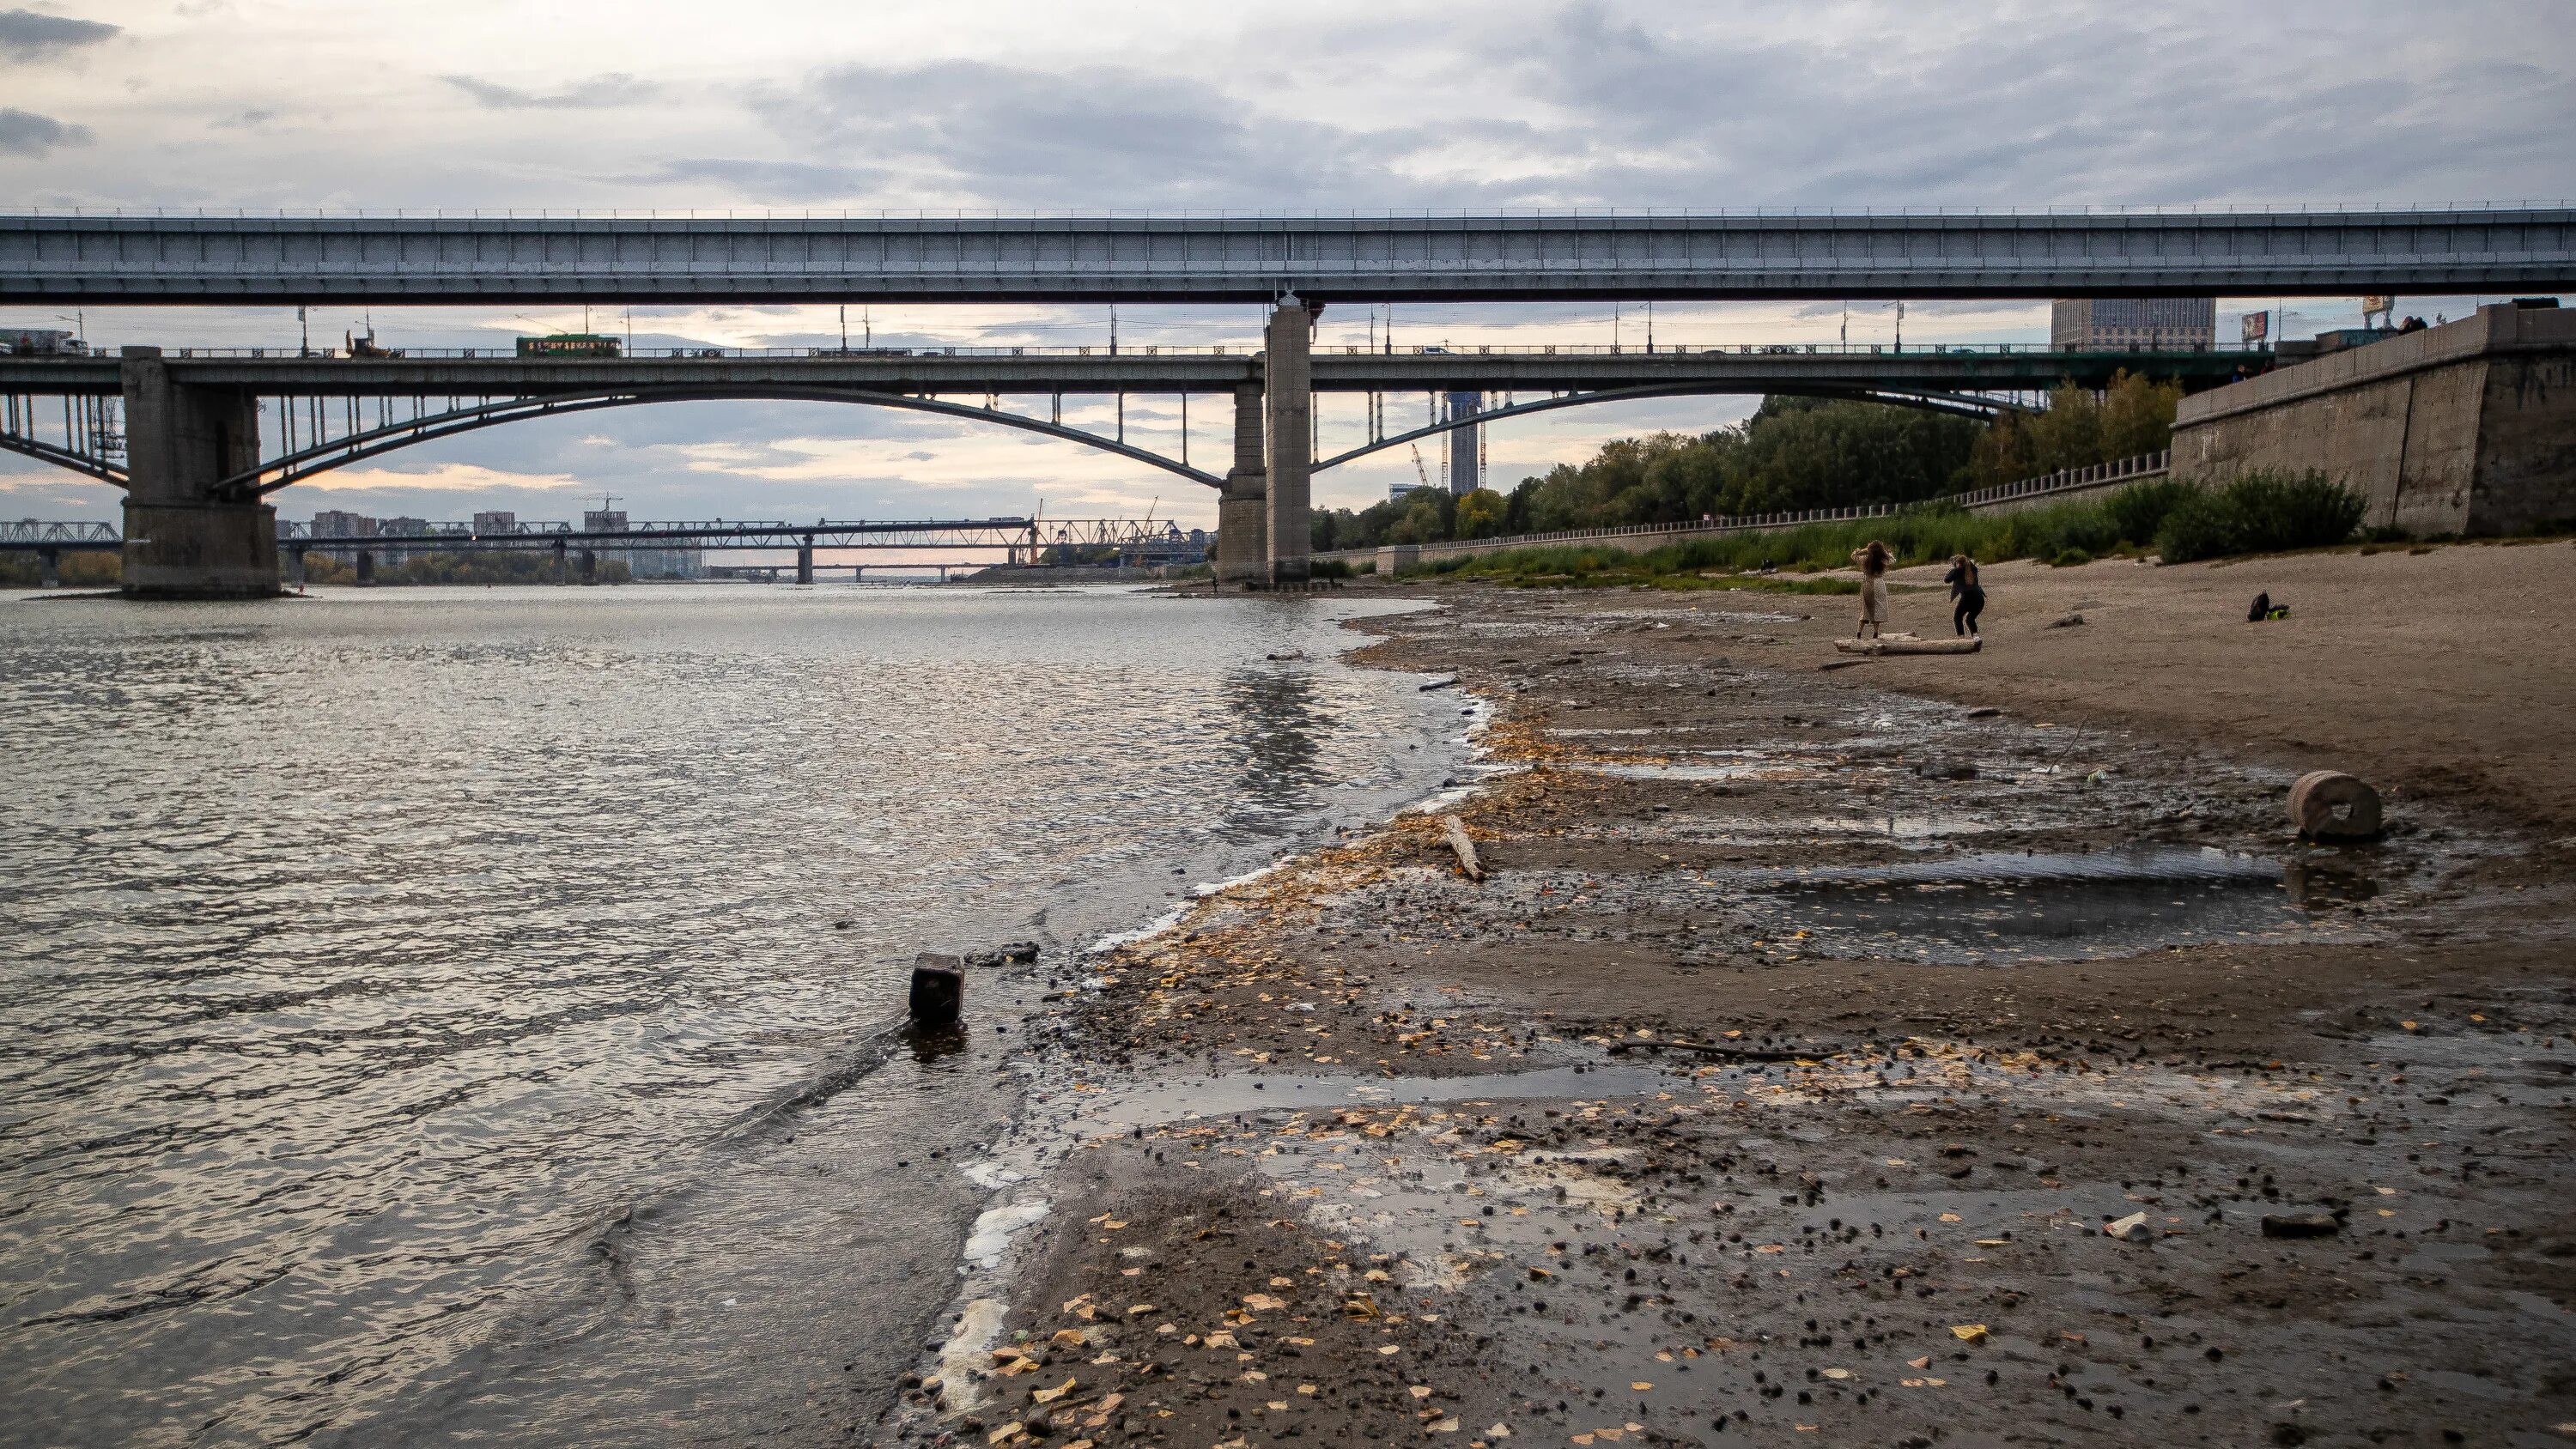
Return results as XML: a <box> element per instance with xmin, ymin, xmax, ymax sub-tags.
<box><xmin>0</xmin><ymin>583</ymin><xmax>1466</xmax><ymax>1447</ymax></box>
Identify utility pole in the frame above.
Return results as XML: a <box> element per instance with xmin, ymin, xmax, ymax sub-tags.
<box><xmin>840</xmin><ymin>304</ymin><xmax>848</xmax><ymax>349</ymax></box>
<box><xmin>1109</xmin><ymin>304</ymin><xmax>1119</xmax><ymax>355</ymax></box>
<box><xmin>1894</xmin><ymin>301</ymin><xmax>1905</xmax><ymax>353</ymax></box>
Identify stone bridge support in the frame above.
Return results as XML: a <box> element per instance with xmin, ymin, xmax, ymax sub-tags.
<box><xmin>1216</xmin><ymin>382</ymin><xmax>1267</xmax><ymax>586</ymax></box>
<box><xmin>1262</xmin><ymin>300</ymin><xmax>1315</xmax><ymax>585</ymax></box>
<box><xmin>795</xmin><ymin>537</ymin><xmax>816</xmax><ymax>585</ymax></box>
<box><xmin>118</xmin><ymin>346</ymin><xmax>280</xmax><ymax>597</ymax></box>
<box><xmin>37</xmin><ymin>547</ymin><xmax>60</xmax><ymax>588</ymax></box>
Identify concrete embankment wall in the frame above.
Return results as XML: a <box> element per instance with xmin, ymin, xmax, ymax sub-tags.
<box><xmin>2172</xmin><ymin>304</ymin><xmax>2576</xmax><ymax>535</ymax></box>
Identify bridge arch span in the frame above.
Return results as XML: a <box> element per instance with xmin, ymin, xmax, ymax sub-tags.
<box><xmin>1312</xmin><ymin>384</ymin><xmax>2025</xmax><ymax>475</ymax></box>
<box><xmin>217</xmin><ymin>385</ymin><xmax>1225</xmax><ymax>498</ymax></box>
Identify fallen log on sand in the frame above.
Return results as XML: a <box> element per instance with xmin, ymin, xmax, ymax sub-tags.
<box><xmin>1440</xmin><ymin>814</ymin><xmax>1485</xmax><ymax>882</ymax></box>
<box><xmin>1835</xmin><ymin>634</ymin><xmax>1982</xmax><ymax>656</ymax></box>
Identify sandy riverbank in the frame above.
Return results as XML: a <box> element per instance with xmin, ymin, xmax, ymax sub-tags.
<box><xmin>879</xmin><ymin>546</ymin><xmax>2576</xmax><ymax>1449</ymax></box>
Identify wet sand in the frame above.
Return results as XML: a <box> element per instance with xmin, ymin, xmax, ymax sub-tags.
<box><xmin>879</xmin><ymin>547</ymin><xmax>2576</xmax><ymax>1448</ymax></box>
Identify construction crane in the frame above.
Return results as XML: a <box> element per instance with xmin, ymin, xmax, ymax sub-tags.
<box><xmin>1409</xmin><ymin>444</ymin><xmax>1434</xmax><ymax>494</ymax></box>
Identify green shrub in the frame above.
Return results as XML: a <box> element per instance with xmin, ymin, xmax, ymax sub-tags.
<box><xmin>2155</xmin><ymin>470</ymin><xmax>2366</xmax><ymax>562</ymax></box>
<box><xmin>2051</xmin><ymin>548</ymin><xmax>2093</xmax><ymax>567</ymax></box>
<box><xmin>2229</xmin><ymin>470</ymin><xmax>2368</xmax><ymax>553</ymax></box>
<box><xmin>2154</xmin><ymin>492</ymin><xmax>2242</xmax><ymax>563</ymax></box>
<box><xmin>2103</xmin><ymin>479</ymin><xmax>2196</xmax><ymax>546</ymax></box>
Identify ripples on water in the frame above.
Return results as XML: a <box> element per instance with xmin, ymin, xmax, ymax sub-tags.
<box><xmin>0</xmin><ymin>585</ymin><xmax>1462</xmax><ymax>1446</ymax></box>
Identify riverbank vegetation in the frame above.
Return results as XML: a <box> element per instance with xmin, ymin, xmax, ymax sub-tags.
<box><xmin>1309</xmin><ymin>375</ymin><xmax>2181</xmax><ymax>553</ymax></box>
<box><xmin>0</xmin><ymin>551</ymin><xmax>120</xmax><ymax>588</ymax></box>
<box><xmin>1407</xmin><ymin>470</ymin><xmax>2367</xmax><ymax>587</ymax></box>
<box><xmin>301</xmin><ymin>552</ymin><xmax>632</xmax><ymax>585</ymax></box>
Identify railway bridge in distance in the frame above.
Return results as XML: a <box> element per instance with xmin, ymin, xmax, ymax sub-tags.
<box><xmin>3</xmin><ymin>207</ymin><xmax>2568</xmax><ymax>596</ymax></box>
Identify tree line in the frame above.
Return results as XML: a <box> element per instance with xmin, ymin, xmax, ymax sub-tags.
<box><xmin>1307</xmin><ymin>373</ymin><xmax>2180</xmax><ymax>552</ymax></box>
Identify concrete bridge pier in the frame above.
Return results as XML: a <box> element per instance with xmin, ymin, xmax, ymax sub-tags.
<box><xmin>1216</xmin><ymin>381</ymin><xmax>1268</xmax><ymax>587</ymax></box>
<box><xmin>1262</xmin><ymin>300</ymin><xmax>1315</xmax><ymax>586</ymax></box>
<box><xmin>796</xmin><ymin>537</ymin><xmax>816</xmax><ymax>585</ymax></box>
<box><xmin>579</xmin><ymin>549</ymin><xmax>598</xmax><ymax>585</ymax></box>
<box><xmin>37</xmin><ymin>547</ymin><xmax>59</xmax><ymax>588</ymax></box>
<box><xmin>550</xmin><ymin>537</ymin><xmax>568</xmax><ymax>583</ymax></box>
<box><xmin>355</xmin><ymin>549</ymin><xmax>375</xmax><ymax>585</ymax></box>
<box><xmin>284</xmin><ymin>547</ymin><xmax>307</xmax><ymax>590</ymax></box>
<box><xmin>117</xmin><ymin>346</ymin><xmax>280</xmax><ymax>598</ymax></box>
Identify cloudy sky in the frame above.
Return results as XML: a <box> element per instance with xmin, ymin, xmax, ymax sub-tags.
<box><xmin>3</xmin><ymin>0</ymin><xmax>2570</xmax><ymax>531</ymax></box>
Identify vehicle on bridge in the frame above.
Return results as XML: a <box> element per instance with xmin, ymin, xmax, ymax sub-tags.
<box><xmin>3</xmin><ymin>329</ymin><xmax>86</xmax><ymax>356</ymax></box>
<box><xmin>515</xmin><ymin>333</ymin><xmax>622</xmax><ymax>359</ymax></box>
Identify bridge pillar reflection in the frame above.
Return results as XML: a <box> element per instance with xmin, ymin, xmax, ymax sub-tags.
<box><xmin>1261</xmin><ymin>300</ymin><xmax>1315</xmax><ymax>585</ymax></box>
<box><xmin>1216</xmin><ymin>381</ymin><xmax>1267</xmax><ymax>587</ymax></box>
<box><xmin>118</xmin><ymin>346</ymin><xmax>281</xmax><ymax>598</ymax></box>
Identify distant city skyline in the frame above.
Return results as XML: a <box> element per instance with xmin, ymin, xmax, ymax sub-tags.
<box><xmin>4</xmin><ymin>0</ymin><xmax>2570</xmax><ymax>526</ymax></box>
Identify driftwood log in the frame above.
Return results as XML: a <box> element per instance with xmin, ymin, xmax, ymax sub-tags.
<box><xmin>1440</xmin><ymin>814</ymin><xmax>1485</xmax><ymax>882</ymax></box>
<box><xmin>1835</xmin><ymin>634</ymin><xmax>1983</xmax><ymax>656</ymax></box>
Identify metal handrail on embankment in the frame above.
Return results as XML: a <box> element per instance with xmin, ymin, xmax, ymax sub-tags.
<box><xmin>1315</xmin><ymin>450</ymin><xmax>2173</xmax><ymax>566</ymax></box>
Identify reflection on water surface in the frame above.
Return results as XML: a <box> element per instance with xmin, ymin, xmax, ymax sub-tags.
<box><xmin>0</xmin><ymin>585</ymin><xmax>1460</xmax><ymax>1446</ymax></box>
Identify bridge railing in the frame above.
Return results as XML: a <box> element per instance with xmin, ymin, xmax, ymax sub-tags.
<box><xmin>69</xmin><ymin>341</ymin><xmax>2281</xmax><ymax>363</ymax></box>
<box><xmin>11</xmin><ymin>202</ymin><xmax>2571</xmax><ymax>219</ymax></box>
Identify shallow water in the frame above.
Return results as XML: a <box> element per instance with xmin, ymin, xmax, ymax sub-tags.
<box><xmin>0</xmin><ymin>583</ymin><xmax>1465</xmax><ymax>1446</ymax></box>
<box><xmin>1738</xmin><ymin>845</ymin><xmax>2375</xmax><ymax>962</ymax></box>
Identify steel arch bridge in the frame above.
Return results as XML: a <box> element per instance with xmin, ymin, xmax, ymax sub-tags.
<box><xmin>0</xmin><ymin>377</ymin><xmax>2017</xmax><ymax>499</ymax></box>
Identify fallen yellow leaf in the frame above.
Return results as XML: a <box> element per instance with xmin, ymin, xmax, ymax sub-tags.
<box><xmin>1951</xmin><ymin>1324</ymin><xmax>1989</xmax><ymax>1343</ymax></box>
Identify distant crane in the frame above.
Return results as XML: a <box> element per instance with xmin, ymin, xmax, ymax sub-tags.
<box><xmin>1409</xmin><ymin>444</ymin><xmax>1434</xmax><ymax>494</ymax></box>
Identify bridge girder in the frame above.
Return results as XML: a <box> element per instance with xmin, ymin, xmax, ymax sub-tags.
<box><xmin>5</xmin><ymin>209</ymin><xmax>2568</xmax><ymax>303</ymax></box>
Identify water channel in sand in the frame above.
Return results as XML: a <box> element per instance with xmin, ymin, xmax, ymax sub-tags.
<box><xmin>0</xmin><ymin>583</ymin><xmax>1469</xmax><ymax>1447</ymax></box>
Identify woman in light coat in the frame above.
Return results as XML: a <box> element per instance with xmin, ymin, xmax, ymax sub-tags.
<box><xmin>1851</xmin><ymin>541</ymin><xmax>1893</xmax><ymax>639</ymax></box>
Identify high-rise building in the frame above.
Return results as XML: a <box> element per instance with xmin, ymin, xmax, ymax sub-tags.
<box><xmin>471</xmin><ymin>510</ymin><xmax>518</xmax><ymax>535</ymax></box>
<box><xmin>378</xmin><ymin>516</ymin><xmax>428</xmax><ymax>565</ymax></box>
<box><xmin>310</xmin><ymin>509</ymin><xmax>377</xmax><ymax>538</ymax></box>
<box><xmin>2050</xmin><ymin>299</ymin><xmax>2216</xmax><ymax>351</ymax></box>
<box><xmin>1445</xmin><ymin>391</ymin><xmax>1483</xmax><ymax>496</ymax></box>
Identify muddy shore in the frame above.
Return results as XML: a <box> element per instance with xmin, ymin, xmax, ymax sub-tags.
<box><xmin>881</xmin><ymin>550</ymin><xmax>2576</xmax><ymax>1449</ymax></box>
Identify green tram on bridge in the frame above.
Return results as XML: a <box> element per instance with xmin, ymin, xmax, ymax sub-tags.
<box><xmin>514</xmin><ymin>333</ymin><xmax>622</xmax><ymax>359</ymax></box>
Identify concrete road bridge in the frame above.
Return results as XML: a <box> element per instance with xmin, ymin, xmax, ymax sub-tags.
<box><xmin>4</xmin><ymin>206</ymin><xmax>2566</xmax><ymax>595</ymax></box>
<box><xmin>3</xmin><ymin>514</ymin><xmax>1198</xmax><ymax>587</ymax></box>
<box><xmin>2</xmin><ymin>338</ymin><xmax>2259</xmax><ymax>595</ymax></box>
<box><xmin>4</xmin><ymin>208</ymin><xmax>2568</xmax><ymax>303</ymax></box>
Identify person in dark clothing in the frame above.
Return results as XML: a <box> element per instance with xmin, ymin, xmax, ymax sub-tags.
<box><xmin>1944</xmin><ymin>554</ymin><xmax>1985</xmax><ymax>637</ymax></box>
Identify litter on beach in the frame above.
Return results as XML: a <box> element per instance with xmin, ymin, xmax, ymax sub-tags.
<box><xmin>1834</xmin><ymin>634</ymin><xmax>1983</xmax><ymax>656</ymax></box>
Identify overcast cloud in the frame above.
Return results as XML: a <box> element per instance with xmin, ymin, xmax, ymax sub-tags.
<box><xmin>1</xmin><ymin>0</ymin><xmax>2568</xmax><ymax>530</ymax></box>
<box><xmin>0</xmin><ymin>6</ymin><xmax>117</xmax><ymax>62</ymax></box>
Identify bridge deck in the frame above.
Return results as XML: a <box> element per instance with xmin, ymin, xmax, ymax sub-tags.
<box><xmin>0</xmin><ymin>344</ymin><xmax>2262</xmax><ymax>397</ymax></box>
<box><xmin>4</xmin><ymin>209</ymin><xmax>2569</xmax><ymax>302</ymax></box>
